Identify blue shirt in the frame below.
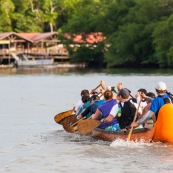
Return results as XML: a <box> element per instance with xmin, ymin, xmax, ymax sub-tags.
<box><xmin>95</xmin><ymin>99</ymin><xmax>105</xmax><ymax>106</ymax></box>
<box><xmin>150</xmin><ymin>94</ymin><xmax>170</xmax><ymax>113</ymax></box>
<box><xmin>77</xmin><ymin>101</ymin><xmax>91</xmax><ymax>115</ymax></box>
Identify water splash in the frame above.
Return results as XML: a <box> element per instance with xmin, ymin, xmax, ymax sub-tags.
<box><xmin>110</xmin><ymin>138</ymin><xmax>153</xmax><ymax>148</ymax></box>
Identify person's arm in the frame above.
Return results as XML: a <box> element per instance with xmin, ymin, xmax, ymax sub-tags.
<box><xmin>137</xmin><ymin>110</ymin><xmax>154</xmax><ymax>124</ymax></box>
<box><xmin>91</xmin><ymin>108</ymin><xmax>101</xmax><ymax>120</ymax></box>
<box><xmin>102</xmin><ymin>104</ymin><xmax>118</xmax><ymax>123</ymax></box>
<box><xmin>74</xmin><ymin>99</ymin><xmax>83</xmax><ymax>113</ymax></box>
<box><xmin>131</xmin><ymin>110</ymin><xmax>155</xmax><ymax>128</ymax></box>
<box><xmin>141</xmin><ymin>104</ymin><xmax>150</xmax><ymax>116</ymax></box>
<box><xmin>102</xmin><ymin>114</ymin><xmax>114</xmax><ymax>123</ymax></box>
<box><xmin>81</xmin><ymin>106</ymin><xmax>91</xmax><ymax>117</ymax></box>
<box><xmin>130</xmin><ymin>100</ymin><xmax>142</xmax><ymax>115</ymax></box>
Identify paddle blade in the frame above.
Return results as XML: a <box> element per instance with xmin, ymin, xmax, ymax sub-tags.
<box><xmin>77</xmin><ymin>118</ymin><xmax>101</xmax><ymax>135</ymax></box>
<box><xmin>61</xmin><ymin>115</ymin><xmax>77</xmax><ymax>133</ymax></box>
<box><xmin>54</xmin><ymin>109</ymin><xmax>74</xmax><ymax>124</ymax></box>
<box><xmin>127</xmin><ymin>127</ymin><xmax>133</xmax><ymax>141</ymax></box>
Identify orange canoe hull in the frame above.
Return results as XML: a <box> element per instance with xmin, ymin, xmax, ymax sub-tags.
<box><xmin>92</xmin><ymin>128</ymin><xmax>154</xmax><ymax>142</ymax></box>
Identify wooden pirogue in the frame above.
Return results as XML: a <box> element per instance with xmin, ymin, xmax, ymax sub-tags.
<box><xmin>92</xmin><ymin>104</ymin><xmax>173</xmax><ymax>142</ymax></box>
<box><xmin>92</xmin><ymin>127</ymin><xmax>154</xmax><ymax>142</ymax></box>
<box><xmin>55</xmin><ymin>104</ymin><xmax>173</xmax><ymax>143</ymax></box>
<box><xmin>56</xmin><ymin>114</ymin><xmax>154</xmax><ymax>142</ymax></box>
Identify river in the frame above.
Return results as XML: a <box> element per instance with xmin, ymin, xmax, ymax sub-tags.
<box><xmin>0</xmin><ymin>67</ymin><xmax>173</xmax><ymax>173</ymax></box>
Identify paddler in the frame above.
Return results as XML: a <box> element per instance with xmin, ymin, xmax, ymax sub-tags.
<box><xmin>131</xmin><ymin>81</ymin><xmax>173</xmax><ymax>128</ymax></box>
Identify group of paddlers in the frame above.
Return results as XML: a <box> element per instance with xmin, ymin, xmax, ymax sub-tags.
<box><xmin>71</xmin><ymin>81</ymin><xmax>173</xmax><ymax>134</ymax></box>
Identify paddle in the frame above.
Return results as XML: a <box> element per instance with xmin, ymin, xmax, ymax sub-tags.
<box><xmin>167</xmin><ymin>91</ymin><xmax>173</xmax><ymax>97</ymax></box>
<box><xmin>127</xmin><ymin>99</ymin><xmax>142</xmax><ymax>140</ymax></box>
<box><xmin>69</xmin><ymin>117</ymin><xmax>87</xmax><ymax>133</ymax></box>
<box><xmin>54</xmin><ymin>109</ymin><xmax>74</xmax><ymax>124</ymax></box>
<box><xmin>77</xmin><ymin>117</ymin><xmax>101</xmax><ymax>135</ymax></box>
<box><xmin>54</xmin><ymin>80</ymin><xmax>105</xmax><ymax>124</ymax></box>
<box><xmin>60</xmin><ymin>114</ymin><xmax>77</xmax><ymax>132</ymax></box>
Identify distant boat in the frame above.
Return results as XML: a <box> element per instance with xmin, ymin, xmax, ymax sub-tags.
<box><xmin>11</xmin><ymin>53</ymin><xmax>52</xmax><ymax>67</ymax></box>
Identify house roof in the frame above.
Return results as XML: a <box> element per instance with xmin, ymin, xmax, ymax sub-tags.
<box><xmin>18</xmin><ymin>32</ymin><xmax>58</xmax><ymax>43</ymax></box>
<box><xmin>18</xmin><ymin>33</ymin><xmax>39</xmax><ymax>41</ymax></box>
<box><xmin>0</xmin><ymin>32</ymin><xmax>58</xmax><ymax>43</ymax></box>
<box><xmin>0</xmin><ymin>32</ymin><xmax>14</xmax><ymax>40</ymax></box>
<box><xmin>0</xmin><ymin>32</ymin><xmax>105</xmax><ymax>44</ymax></box>
<box><xmin>64</xmin><ymin>32</ymin><xmax>106</xmax><ymax>44</ymax></box>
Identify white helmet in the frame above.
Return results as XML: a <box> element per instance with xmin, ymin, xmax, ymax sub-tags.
<box><xmin>155</xmin><ymin>82</ymin><xmax>167</xmax><ymax>91</ymax></box>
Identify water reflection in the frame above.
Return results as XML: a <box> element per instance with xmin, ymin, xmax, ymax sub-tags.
<box><xmin>1</xmin><ymin>67</ymin><xmax>173</xmax><ymax>75</ymax></box>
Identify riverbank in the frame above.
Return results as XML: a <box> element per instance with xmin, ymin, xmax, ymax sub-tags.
<box><xmin>0</xmin><ymin>63</ymin><xmax>86</xmax><ymax>74</ymax></box>
<box><xmin>1</xmin><ymin>64</ymin><xmax>173</xmax><ymax>75</ymax></box>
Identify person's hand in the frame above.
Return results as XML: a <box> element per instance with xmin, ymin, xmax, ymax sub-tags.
<box><xmin>135</xmin><ymin>91</ymin><xmax>141</xmax><ymax>98</ymax></box>
<box><xmin>117</xmin><ymin>83</ymin><xmax>123</xmax><ymax>91</ymax></box>
<box><xmin>140</xmin><ymin>92</ymin><xmax>146</xmax><ymax>99</ymax></box>
<box><xmin>106</xmin><ymin>85</ymin><xmax>111</xmax><ymax>91</ymax></box>
<box><xmin>131</xmin><ymin>122</ymin><xmax>139</xmax><ymax>128</ymax></box>
<box><xmin>100</xmin><ymin>80</ymin><xmax>106</xmax><ymax>90</ymax></box>
<box><xmin>77</xmin><ymin>114</ymin><xmax>82</xmax><ymax>120</ymax></box>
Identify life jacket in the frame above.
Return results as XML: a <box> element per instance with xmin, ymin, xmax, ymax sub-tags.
<box><xmin>116</xmin><ymin>100</ymin><xmax>136</xmax><ymax>129</ymax></box>
<box><xmin>155</xmin><ymin>94</ymin><xmax>173</xmax><ymax>119</ymax></box>
<box><xmin>158</xmin><ymin>92</ymin><xmax>173</xmax><ymax>103</ymax></box>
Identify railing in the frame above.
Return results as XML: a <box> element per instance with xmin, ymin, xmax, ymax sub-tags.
<box><xmin>0</xmin><ymin>47</ymin><xmax>69</xmax><ymax>56</ymax></box>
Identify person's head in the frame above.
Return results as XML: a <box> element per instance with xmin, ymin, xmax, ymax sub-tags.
<box><xmin>124</xmin><ymin>88</ymin><xmax>131</xmax><ymax>94</ymax></box>
<box><xmin>155</xmin><ymin>82</ymin><xmax>167</xmax><ymax>94</ymax></box>
<box><xmin>145</xmin><ymin>92</ymin><xmax>156</xmax><ymax>103</ymax></box>
<box><xmin>81</xmin><ymin>95</ymin><xmax>91</xmax><ymax>103</ymax></box>
<box><xmin>90</xmin><ymin>94</ymin><xmax>100</xmax><ymax>103</ymax></box>
<box><xmin>104</xmin><ymin>90</ymin><xmax>113</xmax><ymax>100</ymax></box>
<box><xmin>146</xmin><ymin>92</ymin><xmax>155</xmax><ymax>98</ymax></box>
<box><xmin>138</xmin><ymin>88</ymin><xmax>147</xmax><ymax>95</ymax></box>
<box><xmin>91</xmin><ymin>91</ymin><xmax>98</xmax><ymax>95</ymax></box>
<box><xmin>117</xmin><ymin>83</ymin><xmax>123</xmax><ymax>91</ymax></box>
<box><xmin>117</xmin><ymin>89</ymin><xmax>130</xmax><ymax>99</ymax></box>
<box><xmin>80</xmin><ymin>89</ymin><xmax>89</xmax><ymax>97</ymax></box>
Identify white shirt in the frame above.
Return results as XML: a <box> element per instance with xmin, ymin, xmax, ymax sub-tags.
<box><xmin>110</xmin><ymin>100</ymin><xmax>142</xmax><ymax>117</ymax></box>
<box><xmin>136</xmin><ymin>96</ymin><xmax>147</xmax><ymax>110</ymax></box>
<box><xmin>74</xmin><ymin>99</ymin><xmax>83</xmax><ymax>112</ymax></box>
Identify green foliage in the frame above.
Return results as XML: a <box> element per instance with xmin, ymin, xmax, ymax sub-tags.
<box><xmin>153</xmin><ymin>14</ymin><xmax>173</xmax><ymax>67</ymax></box>
<box><xmin>0</xmin><ymin>0</ymin><xmax>14</xmax><ymax>31</ymax></box>
<box><xmin>104</xmin><ymin>0</ymin><xmax>173</xmax><ymax>67</ymax></box>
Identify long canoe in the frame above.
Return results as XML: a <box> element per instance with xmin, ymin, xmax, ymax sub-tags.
<box><xmin>92</xmin><ymin>127</ymin><xmax>154</xmax><ymax>142</ymax></box>
<box><xmin>59</xmin><ymin>114</ymin><xmax>154</xmax><ymax>142</ymax></box>
<box><xmin>56</xmin><ymin>104</ymin><xmax>173</xmax><ymax>143</ymax></box>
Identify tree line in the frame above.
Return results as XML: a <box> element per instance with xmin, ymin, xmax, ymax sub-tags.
<box><xmin>1</xmin><ymin>0</ymin><xmax>173</xmax><ymax>68</ymax></box>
